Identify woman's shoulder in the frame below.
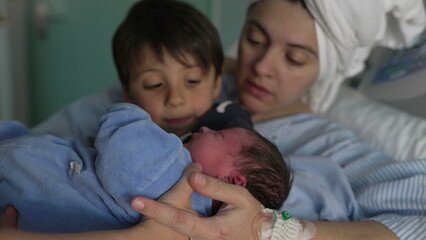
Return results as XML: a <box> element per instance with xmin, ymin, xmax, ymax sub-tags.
<box><xmin>254</xmin><ymin>113</ymin><xmax>366</xmax><ymax>156</ymax></box>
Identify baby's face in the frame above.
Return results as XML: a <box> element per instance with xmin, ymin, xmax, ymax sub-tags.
<box><xmin>124</xmin><ymin>46</ymin><xmax>222</xmax><ymax>137</ymax></box>
<box><xmin>184</xmin><ymin>127</ymin><xmax>254</xmax><ymax>178</ymax></box>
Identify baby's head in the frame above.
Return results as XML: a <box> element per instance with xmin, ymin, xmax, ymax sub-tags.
<box><xmin>112</xmin><ymin>0</ymin><xmax>224</xmax><ymax>136</ymax></box>
<box><xmin>185</xmin><ymin>126</ymin><xmax>291</xmax><ymax>209</ymax></box>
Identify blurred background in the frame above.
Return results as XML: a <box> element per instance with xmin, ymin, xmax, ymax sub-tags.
<box><xmin>0</xmin><ymin>0</ymin><xmax>250</xmax><ymax>126</ymax></box>
<box><xmin>1</xmin><ymin>0</ymin><xmax>426</xmax><ymax>127</ymax></box>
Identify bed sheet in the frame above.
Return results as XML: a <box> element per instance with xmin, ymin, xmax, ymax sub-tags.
<box><xmin>324</xmin><ymin>85</ymin><xmax>426</xmax><ymax>160</ymax></box>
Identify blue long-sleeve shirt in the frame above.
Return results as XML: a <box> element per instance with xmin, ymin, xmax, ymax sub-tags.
<box><xmin>0</xmin><ymin>103</ymin><xmax>211</xmax><ymax>233</ymax></box>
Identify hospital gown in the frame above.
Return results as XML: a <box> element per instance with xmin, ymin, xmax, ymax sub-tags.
<box><xmin>0</xmin><ymin>103</ymin><xmax>211</xmax><ymax>233</ymax></box>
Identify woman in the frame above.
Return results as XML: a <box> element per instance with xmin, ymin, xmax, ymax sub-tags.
<box><xmin>156</xmin><ymin>0</ymin><xmax>425</xmax><ymax>238</ymax></box>
<box><xmin>210</xmin><ymin>0</ymin><xmax>426</xmax><ymax>238</ymax></box>
<box><xmin>16</xmin><ymin>0</ymin><xmax>426</xmax><ymax>239</ymax></box>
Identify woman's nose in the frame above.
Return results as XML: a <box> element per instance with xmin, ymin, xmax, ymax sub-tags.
<box><xmin>254</xmin><ymin>50</ymin><xmax>275</xmax><ymax>78</ymax></box>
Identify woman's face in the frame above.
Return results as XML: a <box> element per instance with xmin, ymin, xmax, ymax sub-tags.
<box><xmin>237</xmin><ymin>0</ymin><xmax>319</xmax><ymax>121</ymax></box>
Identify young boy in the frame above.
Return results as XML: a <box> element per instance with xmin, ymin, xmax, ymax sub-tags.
<box><xmin>0</xmin><ymin>103</ymin><xmax>291</xmax><ymax>233</ymax></box>
<box><xmin>31</xmin><ymin>0</ymin><xmax>226</xmax><ymax>147</ymax></box>
<box><xmin>113</xmin><ymin>0</ymin><xmax>226</xmax><ymax>137</ymax></box>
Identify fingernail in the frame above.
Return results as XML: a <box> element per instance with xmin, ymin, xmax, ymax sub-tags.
<box><xmin>195</xmin><ymin>172</ymin><xmax>206</xmax><ymax>186</ymax></box>
<box><xmin>132</xmin><ymin>199</ymin><xmax>144</xmax><ymax>210</ymax></box>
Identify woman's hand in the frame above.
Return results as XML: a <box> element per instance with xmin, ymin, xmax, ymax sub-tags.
<box><xmin>132</xmin><ymin>164</ymin><xmax>265</xmax><ymax>240</ymax></box>
<box><xmin>129</xmin><ymin>163</ymin><xmax>203</xmax><ymax>240</ymax></box>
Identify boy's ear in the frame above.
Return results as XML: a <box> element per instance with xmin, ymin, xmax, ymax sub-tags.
<box><xmin>121</xmin><ymin>86</ymin><xmax>131</xmax><ymax>103</ymax></box>
<box><xmin>212</xmin><ymin>74</ymin><xmax>222</xmax><ymax>99</ymax></box>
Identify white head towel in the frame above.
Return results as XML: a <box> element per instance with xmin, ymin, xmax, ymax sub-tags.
<box><xmin>304</xmin><ymin>0</ymin><xmax>426</xmax><ymax>113</ymax></box>
<box><xmin>244</xmin><ymin>0</ymin><xmax>426</xmax><ymax>113</ymax></box>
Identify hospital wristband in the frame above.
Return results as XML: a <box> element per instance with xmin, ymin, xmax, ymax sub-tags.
<box><xmin>259</xmin><ymin>208</ymin><xmax>316</xmax><ymax>240</ymax></box>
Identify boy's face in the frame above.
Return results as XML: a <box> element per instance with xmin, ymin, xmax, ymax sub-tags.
<box><xmin>184</xmin><ymin>126</ymin><xmax>254</xmax><ymax>181</ymax></box>
<box><xmin>124</xmin><ymin>46</ymin><xmax>222</xmax><ymax>137</ymax></box>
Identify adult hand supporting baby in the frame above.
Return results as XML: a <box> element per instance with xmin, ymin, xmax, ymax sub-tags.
<box><xmin>132</xmin><ymin>164</ymin><xmax>265</xmax><ymax>240</ymax></box>
<box><xmin>0</xmin><ymin>205</ymin><xmax>18</xmax><ymax>230</ymax></box>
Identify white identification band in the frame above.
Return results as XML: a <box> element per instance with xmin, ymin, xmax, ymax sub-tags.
<box><xmin>259</xmin><ymin>209</ymin><xmax>316</xmax><ymax>240</ymax></box>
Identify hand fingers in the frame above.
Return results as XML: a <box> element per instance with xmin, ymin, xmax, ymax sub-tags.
<box><xmin>132</xmin><ymin>197</ymin><xmax>204</xmax><ymax>236</ymax></box>
<box><xmin>158</xmin><ymin>163</ymin><xmax>202</xmax><ymax>208</ymax></box>
<box><xmin>188</xmin><ymin>172</ymin><xmax>261</xmax><ymax>207</ymax></box>
<box><xmin>170</xmin><ymin>163</ymin><xmax>202</xmax><ymax>195</ymax></box>
<box><xmin>0</xmin><ymin>205</ymin><xmax>18</xmax><ymax>229</ymax></box>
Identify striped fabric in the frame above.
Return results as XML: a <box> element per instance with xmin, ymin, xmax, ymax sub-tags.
<box><xmin>254</xmin><ymin>114</ymin><xmax>426</xmax><ymax>240</ymax></box>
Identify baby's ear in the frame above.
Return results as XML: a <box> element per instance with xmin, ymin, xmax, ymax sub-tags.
<box><xmin>231</xmin><ymin>174</ymin><xmax>247</xmax><ymax>187</ymax></box>
<box><xmin>219</xmin><ymin>173</ymin><xmax>247</xmax><ymax>187</ymax></box>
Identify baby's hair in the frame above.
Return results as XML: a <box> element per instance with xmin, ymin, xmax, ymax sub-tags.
<box><xmin>235</xmin><ymin>130</ymin><xmax>292</xmax><ymax>209</ymax></box>
<box><xmin>112</xmin><ymin>0</ymin><xmax>223</xmax><ymax>86</ymax></box>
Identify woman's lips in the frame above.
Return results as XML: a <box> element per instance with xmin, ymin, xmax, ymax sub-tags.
<box><xmin>245</xmin><ymin>81</ymin><xmax>271</xmax><ymax>98</ymax></box>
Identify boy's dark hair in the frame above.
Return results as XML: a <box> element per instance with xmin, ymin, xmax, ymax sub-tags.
<box><xmin>236</xmin><ymin>130</ymin><xmax>292</xmax><ymax>209</ymax></box>
<box><xmin>112</xmin><ymin>0</ymin><xmax>224</xmax><ymax>87</ymax></box>
<box><xmin>248</xmin><ymin>0</ymin><xmax>307</xmax><ymax>12</ymax></box>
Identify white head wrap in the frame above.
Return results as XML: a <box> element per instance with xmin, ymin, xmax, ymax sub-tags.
<box><xmin>247</xmin><ymin>0</ymin><xmax>426</xmax><ymax>113</ymax></box>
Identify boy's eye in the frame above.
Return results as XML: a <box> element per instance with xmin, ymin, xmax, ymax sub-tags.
<box><xmin>144</xmin><ymin>83</ymin><xmax>163</xmax><ymax>89</ymax></box>
<box><xmin>187</xmin><ymin>79</ymin><xmax>201</xmax><ymax>85</ymax></box>
<box><xmin>248</xmin><ymin>37</ymin><xmax>263</xmax><ymax>47</ymax></box>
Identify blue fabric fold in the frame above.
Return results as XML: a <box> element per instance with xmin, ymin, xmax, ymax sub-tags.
<box><xmin>0</xmin><ymin>103</ymin><xmax>211</xmax><ymax>233</ymax></box>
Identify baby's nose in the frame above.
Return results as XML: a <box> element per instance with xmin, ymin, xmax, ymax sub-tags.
<box><xmin>199</xmin><ymin>126</ymin><xmax>212</xmax><ymax>133</ymax></box>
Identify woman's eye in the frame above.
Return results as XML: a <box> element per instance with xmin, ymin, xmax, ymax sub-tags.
<box><xmin>144</xmin><ymin>83</ymin><xmax>163</xmax><ymax>89</ymax></box>
<box><xmin>286</xmin><ymin>56</ymin><xmax>305</xmax><ymax>66</ymax></box>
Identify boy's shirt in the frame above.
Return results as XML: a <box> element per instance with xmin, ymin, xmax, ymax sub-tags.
<box><xmin>31</xmin><ymin>80</ymin><xmax>252</xmax><ymax>147</ymax></box>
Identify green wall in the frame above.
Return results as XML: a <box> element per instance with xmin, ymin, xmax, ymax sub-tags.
<box><xmin>27</xmin><ymin>0</ymin><xmax>247</xmax><ymax>125</ymax></box>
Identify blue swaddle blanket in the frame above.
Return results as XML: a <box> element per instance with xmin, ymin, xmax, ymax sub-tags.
<box><xmin>0</xmin><ymin>103</ymin><xmax>211</xmax><ymax>233</ymax></box>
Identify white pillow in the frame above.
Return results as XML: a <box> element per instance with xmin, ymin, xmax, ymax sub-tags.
<box><xmin>324</xmin><ymin>85</ymin><xmax>426</xmax><ymax>161</ymax></box>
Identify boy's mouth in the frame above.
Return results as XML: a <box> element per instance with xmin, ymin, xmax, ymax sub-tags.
<box><xmin>165</xmin><ymin>116</ymin><xmax>193</xmax><ymax>127</ymax></box>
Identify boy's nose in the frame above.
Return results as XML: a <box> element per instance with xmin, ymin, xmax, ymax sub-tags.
<box><xmin>199</xmin><ymin>126</ymin><xmax>212</xmax><ymax>133</ymax></box>
<box><xmin>166</xmin><ymin>88</ymin><xmax>185</xmax><ymax>107</ymax></box>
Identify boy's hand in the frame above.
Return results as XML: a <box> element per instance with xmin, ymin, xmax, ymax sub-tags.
<box><xmin>0</xmin><ymin>205</ymin><xmax>18</xmax><ymax>230</ymax></box>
